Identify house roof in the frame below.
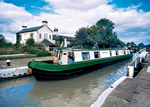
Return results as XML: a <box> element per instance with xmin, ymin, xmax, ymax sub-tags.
<box><xmin>16</xmin><ymin>25</ymin><xmax>44</xmax><ymax>34</ymax></box>
<box><xmin>40</xmin><ymin>39</ymin><xmax>55</xmax><ymax>47</ymax></box>
<box><xmin>53</xmin><ymin>35</ymin><xmax>75</xmax><ymax>41</ymax></box>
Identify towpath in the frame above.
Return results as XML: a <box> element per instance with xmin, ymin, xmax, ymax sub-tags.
<box><xmin>101</xmin><ymin>56</ymin><xmax>150</xmax><ymax>107</ymax></box>
<box><xmin>0</xmin><ymin>55</ymin><xmax>53</xmax><ymax>69</ymax></box>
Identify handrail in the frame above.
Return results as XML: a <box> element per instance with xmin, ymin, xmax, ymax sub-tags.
<box><xmin>129</xmin><ymin>48</ymin><xmax>146</xmax><ymax>66</ymax></box>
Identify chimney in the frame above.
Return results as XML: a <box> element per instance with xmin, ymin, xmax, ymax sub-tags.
<box><xmin>42</xmin><ymin>20</ymin><xmax>48</xmax><ymax>26</ymax></box>
<box><xmin>22</xmin><ymin>26</ymin><xmax>27</xmax><ymax>30</ymax></box>
<box><xmin>54</xmin><ymin>27</ymin><xmax>58</xmax><ymax>36</ymax></box>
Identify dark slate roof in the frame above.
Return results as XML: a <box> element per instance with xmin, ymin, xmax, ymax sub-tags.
<box><xmin>53</xmin><ymin>35</ymin><xmax>75</xmax><ymax>41</ymax></box>
<box><xmin>16</xmin><ymin>25</ymin><xmax>44</xmax><ymax>34</ymax></box>
<box><xmin>40</xmin><ymin>39</ymin><xmax>55</xmax><ymax>46</ymax></box>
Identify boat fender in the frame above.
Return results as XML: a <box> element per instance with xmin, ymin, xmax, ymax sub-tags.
<box><xmin>27</xmin><ymin>68</ymin><xmax>32</xmax><ymax>74</ymax></box>
<box><xmin>127</xmin><ymin>68</ymin><xmax>129</xmax><ymax>76</ymax></box>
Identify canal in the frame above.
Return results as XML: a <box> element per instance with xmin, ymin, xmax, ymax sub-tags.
<box><xmin>0</xmin><ymin>54</ymin><xmax>138</xmax><ymax>107</ymax></box>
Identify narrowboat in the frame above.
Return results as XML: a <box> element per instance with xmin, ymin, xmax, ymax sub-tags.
<box><xmin>28</xmin><ymin>48</ymin><xmax>133</xmax><ymax>80</ymax></box>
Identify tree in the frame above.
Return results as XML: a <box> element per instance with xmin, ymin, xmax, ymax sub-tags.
<box><xmin>26</xmin><ymin>38</ymin><xmax>35</xmax><ymax>46</ymax></box>
<box><xmin>72</xmin><ymin>18</ymin><xmax>125</xmax><ymax>48</ymax></box>
<box><xmin>15</xmin><ymin>33</ymin><xmax>21</xmax><ymax>48</ymax></box>
<box><xmin>0</xmin><ymin>34</ymin><xmax>6</xmax><ymax>43</ymax></box>
<box><xmin>138</xmin><ymin>43</ymin><xmax>144</xmax><ymax>47</ymax></box>
<box><xmin>96</xmin><ymin>18</ymin><xmax>115</xmax><ymax>31</ymax></box>
<box><xmin>130</xmin><ymin>42</ymin><xmax>137</xmax><ymax>47</ymax></box>
<box><xmin>126</xmin><ymin>42</ymin><xmax>131</xmax><ymax>46</ymax></box>
<box><xmin>58</xmin><ymin>36</ymin><xmax>64</xmax><ymax>47</ymax></box>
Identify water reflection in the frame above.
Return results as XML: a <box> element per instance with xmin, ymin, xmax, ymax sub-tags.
<box><xmin>0</xmin><ymin>54</ymin><xmax>135</xmax><ymax>107</ymax></box>
<box><xmin>0</xmin><ymin>76</ymin><xmax>37</xmax><ymax>107</ymax></box>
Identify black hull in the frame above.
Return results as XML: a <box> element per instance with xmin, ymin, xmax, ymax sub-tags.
<box><xmin>32</xmin><ymin>56</ymin><xmax>132</xmax><ymax>80</ymax></box>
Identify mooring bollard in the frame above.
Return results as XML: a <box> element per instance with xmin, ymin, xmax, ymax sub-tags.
<box><xmin>127</xmin><ymin>66</ymin><xmax>134</xmax><ymax>78</ymax></box>
<box><xmin>6</xmin><ymin>60</ymin><xmax>11</xmax><ymax>66</ymax></box>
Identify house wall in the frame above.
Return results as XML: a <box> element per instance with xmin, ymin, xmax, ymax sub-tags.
<box><xmin>37</xmin><ymin>26</ymin><xmax>55</xmax><ymax>44</ymax></box>
<box><xmin>66</xmin><ymin>41</ymin><xmax>70</xmax><ymax>46</ymax></box>
<box><xmin>20</xmin><ymin>31</ymin><xmax>38</xmax><ymax>45</ymax></box>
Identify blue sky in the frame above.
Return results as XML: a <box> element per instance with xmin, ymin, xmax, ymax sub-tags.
<box><xmin>0</xmin><ymin>0</ymin><xmax>150</xmax><ymax>45</ymax></box>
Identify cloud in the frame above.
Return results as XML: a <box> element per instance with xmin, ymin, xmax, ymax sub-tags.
<box><xmin>44</xmin><ymin>0</ymin><xmax>109</xmax><ymax>11</ymax></box>
<box><xmin>0</xmin><ymin>2</ymin><xmax>33</xmax><ymax>33</ymax></box>
<box><xmin>1</xmin><ymin>0</ymin><xmax>150</xmax><ymax>44</ymax></box>
<box><xmin>31</xmin><ymin>5</ymin><xmax>52</xmax><ymax>10</ymax></box>
<box><xmin>120</xmin><ymin>36</ymin><xmax>149</xmax><ymax>44</ymax></box>
<box><xmin>1</xmin><ymin>32</ymin><xmax>16</xmax><ymax>43</ymax></box>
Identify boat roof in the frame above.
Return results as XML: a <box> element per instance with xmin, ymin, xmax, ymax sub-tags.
<box><xmin>59</xmin><ymin>48</ymin><xmax>128</xmax><ymax>51</ymax></box>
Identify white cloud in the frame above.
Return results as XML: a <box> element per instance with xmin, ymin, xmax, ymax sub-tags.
<box><xmin>1</xmin><ymin>32</ymin><xmax>16</xmax><ymax>43</ymax></box>
<box><xmin>1</xmin><ymin>0</ymin><xmax>150</xmax><ymax>44</ymax></box>
<box><xmin>45</xmin><ymin>0</ymin><xmax>108</xmax><ymax>11</ymax></box>
<box><xmin>120</xmin><ymin>36</ymin><xmax>149</xmax><ymax>43</ymax></box>
<box><xmin>31</xmin><ymin>5</ymin><xmax>52</xmax><ymax>10</ymax></box>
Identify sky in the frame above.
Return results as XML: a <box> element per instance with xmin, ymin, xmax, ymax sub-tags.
<box><xmin>0</xmin><ymin>0</ymin><xmax>150</xmax><ymax>45</ymax></box>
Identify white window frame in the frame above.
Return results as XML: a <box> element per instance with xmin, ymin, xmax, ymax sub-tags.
<box><xmin>44</xmin><ymin>33</ymin><xmax>48</xmax><ymax>39</ymax></box>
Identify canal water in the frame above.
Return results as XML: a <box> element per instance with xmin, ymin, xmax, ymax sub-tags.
<box><xmin>0</xmin><ymin>54</ymin><xmax>138</xmax><ymax>107</ymax></box>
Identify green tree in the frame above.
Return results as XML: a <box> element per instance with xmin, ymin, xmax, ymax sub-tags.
<box><xmin>138</xmin><ymin>43</ymin><xmax>144</xmax><ymax>47</ymax></box>
<box><xmin>15</xmin><ymin>33</ymin><xmax>21</xmax><ymax>48</ymax></box>
<box><xmin>126</xmin><ymin>42</ymin><xmax>131</xmax><ymax>46</ymax></box>
<box><xmin>26</xmin><ymin>38</ymin><xmax>35</xmax><ymax>46</ymax></box>
<box><xmin>96</xmin><ymin>18</ymin><xmax>115</xmax><ymax>31</ymax></box>
<box><xmin>73</xmin><ymin>18</ymin><xmax>125</xmax><ymax>48</ymax></box>
<box><xmin>59</xmin><ymin>36</ymin><xmax>64</xmax><ymax>47</ymax></box>
<box><xmin>0</xmin><ymin>34</ymin><xmax>6</xmax><ymax>43</ymax></box>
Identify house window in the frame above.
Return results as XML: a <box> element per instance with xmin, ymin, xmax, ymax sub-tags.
<box><xmin>116</xmin><ymin>51</ymin><xmax>118</xmax><ymax>55</ymax></box>
<box><xmin>49</xmin><ymin>35</ymin><xmax>51</xmax><ymax>39</ymax></box>
<box><xmin>39</xmin><ymin>34</ymin><xmax>42</xmax><ymax>38</ymax></box>
<box><xmin>44</xmin><ymin>33</ymin><xmax>47</xmax><ymax>39</ymax></box>
<box><xmin>20</xmin><ymin>35</ymin><xmax>22</xmax><ymax>41</ymax></box>
<box><xmin>82</xmin><ymin>52</ymin><xmax>90</xmax><ymax>60</ymax></box>
<box><xmin>30</xmin><ymin>33</ymin><xmax>33</xmax><ymax>38</ymax></box>
<box><xmin>94</xmin><ymin>52</ymin><xmax>100</xmax><ymax>58</ymax></box>
<box><xmin>110</xmin><ymin>51</ymin><xmax>112</xmax><ymax>56</ymax></box>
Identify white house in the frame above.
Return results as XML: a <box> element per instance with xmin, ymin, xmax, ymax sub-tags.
<box><xmin>16</xmin><ymin>21</ymin><xmax>75</xmax><ymax>50</ymax></box>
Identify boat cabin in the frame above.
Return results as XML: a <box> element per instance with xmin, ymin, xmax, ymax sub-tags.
<box><xmin>57</xmin><ymin>48</ymin><xmax>130</xmax><ymax>65</ymax></box>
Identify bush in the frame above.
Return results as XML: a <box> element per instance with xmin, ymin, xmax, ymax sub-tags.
<box><xmin>27</xmin><ymin>49</ymin><xmax>37</xmax><ymax>54</ymax></box>
<box><xmin>22</xmin><ymin>46</ymin><xmax>30</xmax><ymax>52</ymax></box>
<box><xmin>36</xmin><ymin>50</ymin><xmax>51</xmax><ymax>57</ymax></box>
<box><xmin>27</xmin><ymin>49</ymin><xmax>51</xmax><ymax>56</ymax></box>
<box><xmin>0</xmin><ymin>48</ymin><xmax>24</xmax><ymax>55</ymax></box>
<box><xmin>26</xmin><ymin>38</ymin><xmax>35</xmax><ymax>46</ymax></box>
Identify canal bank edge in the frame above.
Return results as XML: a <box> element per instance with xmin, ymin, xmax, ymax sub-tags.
<box><xmin>91</xmin><ymin>55</ymin><xmax>150</xmax><ymax>107</ymax></box>
<box><xmin>90</xmin><ymin>76</ymin><xmax>128</xmax><ymax>107</ymax></box>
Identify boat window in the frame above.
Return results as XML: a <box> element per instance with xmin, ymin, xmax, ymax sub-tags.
<box><xmin>124</xmin><ymin>50</ymin><xmax>126</xmax><ymax>54</ymax></box>
<box><xmin>94</xmin><ymin>52</ymin><xmax>100</xmax><ymax>58</ymax></box>
<box><xmin>82</xmin><ymin>52</ymin><xmax>90</xmax><ymax>60</ymax></box>
<box><xmin>63</xmin><ymin>53</ymin><xmax>67</xmax><ymax>55</ymax></box>
<box><xmin>116</xmin><ymin>51</ymin><xmax>118</xmax><ymax>55</ymax></box>
<box><xmin>110</xmin><ymin>51</ymin><xmax>112</xmax><ymax>56</ymax></box>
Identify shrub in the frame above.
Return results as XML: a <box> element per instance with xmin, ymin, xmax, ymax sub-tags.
<box><xmin>26</xmin><ymin>38</ymin><xmax>35</xmax><ymax>46</ymax></box>
<box><xmin>27</xmin><ymin>49</ymin><xmax>37</xmax><ymax>54</ymax></box>
<box><xmin>22</xmin><ymin>46</ymin><xmax>30</xmax><ymax>52</ymax></box>
<box><xmin>36</xmin><ymin>50</ymin><xmax>51</xmax><ymax>57</ymax></box>
<box><xmin>27</xmin><ymin>49</ymin><xmax>51</xmax><ymax>56</ymax></box>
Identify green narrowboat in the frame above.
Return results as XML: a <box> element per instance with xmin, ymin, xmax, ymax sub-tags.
<box><xmin>28</xmin><ymin>48</ymin><xmax>133</xmax><ymax>80</ymax></box>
